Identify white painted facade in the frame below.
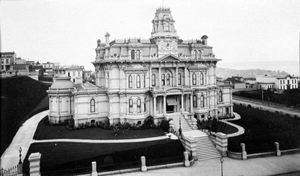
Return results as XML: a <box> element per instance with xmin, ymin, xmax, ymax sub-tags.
<box><xmin>48</xmin><ymin>8</ymin><xmax>233</xmax><ymax>128</ymax></box>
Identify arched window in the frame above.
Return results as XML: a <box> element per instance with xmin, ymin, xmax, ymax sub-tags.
<box><xmin>129</xmin><ymin>99</ymin><xmax>133</xmax><ymax>113</ymax></box>
<box><xmin>166</xmin><ymin>73</ymin><xmax>170</xmax><ymax>86</ymax></box>
<box><xmin>152</xmin><ymin>74</ymin><xmax>156</xmax><ymax>86</ymax></box>
<box><xmin>194</xmin><ymin>50</ymin><xmax>197</xmax><ymax>59</ymax></box>
<box><xmin>193</xmin><ymin>95</ymin><xmax>197</xmax><ymax>108</ymax></box>
<box><xmin>162</xmin><ymin>74</ymin><xmax>165</xmax><ymax>86</ymax></box>
<box><xmin>131</xmin><ymin>50</ymin><xmax>135</xmax><ymax>60</ymax></box>
<box><xmin>137</xmin><ymin>98</ymin><xmax>141</xmax><ymax>113</ymax></box>
<box><xmin>136</xmin><ymin>75</ymin><xmax>141</xmax><ymax>88</ymax></box>
<box><xmin>128</xmin><ymin>75</ymin><xmax>133</xmax><ymax>88</ymax></box>
<box><xmin>200</xmin><ymin>72</ymin><xmax>204</xmax><ymax>85</ymax></box>
<box><xmin>218</xmin><ymin>90</ymin><xmax>223</xmax><ymax>102</ymax></box>
<box><xmin>198</xmin><ymin>50</ymin><xmax>202</xmax><ymax>59</ymax></box>
<box><xmin>178</xmin><ymin>73</ymin><xmax>182</xmax><ymax>85</ymax></box>
<box><xmin>144</xmin><ymin>98</ymin><xmax>146</xmax><ymax>112</ymax></box>
<box><xmin>144</xmin><ymin>74</ymin><xmax>146</xmax><ymax>88</ymax></box>
<box><xmin>200</xmin><ymin>94</ymin><xmax>205</xmax><ymax>107</ymax></box>
<box><xmin>136</xmin><ymin>50</ymin><xmax>141</xmax><ymax>60</ymax></box>
<box><xmin>192</xmin><ymin>73</ymin><xmax>197</xmax><ymax>85</ymax></box>
<box><xmin>90</xmin><ymin>99</ymin><xmax>95</xmax><ymax>112</ymax></box>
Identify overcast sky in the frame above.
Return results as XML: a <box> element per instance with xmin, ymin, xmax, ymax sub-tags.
<box><xmin>1</xmin><ymin>0</ymin><xmax>300</xmax><ymax>75</ymax></box>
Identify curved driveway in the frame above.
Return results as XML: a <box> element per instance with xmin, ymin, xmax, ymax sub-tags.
<box><xmin>233</xmin><ymin>97</ymin><xmax>300</xmax><ymax>117</ymax></box>
<box><xmin>0</xmin><ymin>110</ymin><xmax>49</xmax><ymax>169</ymax></box>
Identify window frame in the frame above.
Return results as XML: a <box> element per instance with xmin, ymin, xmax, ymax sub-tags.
<box><xmin>218</xmin><ymin>90</ymin><xmax>223</xmax><ymax>103</ymax></box>
<box><xmin>178</xmin><ymin>73</ymin><xmax>182</xmax><ymax>85</ymax></box>
<box><xmin>152</xmin><ymin>74</ymin><xmax>156</xmax><ymax>87</ymax></box>
<box><xmin>90</xmin><ymin>98</ymin><xmax>95</xmax><ymax>112</ymax></box>
<box><xmin>192</xmin><ymin>73</ymin><xmax>197</xmax><ymax>85</ymax></box>
<box><xmin>129</xmin><ymin>99</ymin><xmax>133</xmax><ymax>113</ymax></box>
<box><xmin>200</xmin><ymin>94</ymin><xmax>205</xmax><ymax>108</ymax></box>
<box><xmin>136</xmin><ymin>50</ymin><xmax>141</xmax><ymax>60</ymax></box>
<box><xmin>136</xmin><ymin>74</ymin><xmax>141</xmax><ymax>88</ymax></box>
<box><xmin>128</xmin><ymin>75</ymin><xmax>133</xmax><ymax>88</ymax></box>
<box><xmin>137</xmin><ymin>98</ymin><xmax>141</xmax><ymax>113</ymax></box>
<box><xmin>162</xmin><ymin>74</ymin><xmax>165</xmax><ymax>86</ymax></box>
<box><xmin>166</xmin><ymin>73</ymin><xmax>170</xmax><ymax>86</ymax></box>
<box><xmin>193</xmin><ymin>95</ymin><xmax>197</xmax><ymax>108</ymax></box>
<box><xmin>131</xmin><ymin>50</ymin><xmax>135</xmax><ymax>60</ymax></box>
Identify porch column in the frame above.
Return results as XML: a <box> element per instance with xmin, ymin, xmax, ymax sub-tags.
<box><xmin>175</xmin><ymin>66</ymin><xmax>178</xmax><ymax>87</ymax></box>
<box><xmin>158</xmin><ymin>66</ymin><xmax>161</xmax><ymax>88</ymax></box>
<box><xmin>153</xmin><ymin>95</ymin><xmax>157</xmax><ymax>116</ymax></box>
<box><xmin>190</xmin><ymin>93</ymin><xmax>194</xmax><ymax>113</ymax></box>
<box><xmin>184</xmin><ymin>67</ymin><xmax>188</xmax><ymax>86</ymax></box>
<box><xmin>163</xmin><ymin>95</ymin><xmax>166</xmax><ymax>115</ymax></box>
<box><xmin>149</xmin><ymin>65</ymin><xmax>152</xmax><ymax>87</ymax></box>
<box><xmin>181</xmin><ymin>94</ymin><xmax>184</xmax><ymax>112</ymax></box>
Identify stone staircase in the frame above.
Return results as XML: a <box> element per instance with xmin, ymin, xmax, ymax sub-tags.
<box><xmin>167</xmin><ymin>113</ymin><xmax>193</xmax><ymax>132</ymax></box>
<box><xmin>195</xmin><ymin>135</ymin><xmax>221</xmax><ymax>161</ymax></box>
<box><xmin>167</xmin><ymin>113</ymin><xmax>220</xmax><ymax>161</ymax></box>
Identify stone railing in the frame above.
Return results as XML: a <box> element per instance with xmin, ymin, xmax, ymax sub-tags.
<box><xmin>180</xmin><ymin>135</ymin><xmax>198</xmax><ymax>160</ymax></box>
<box><xmin>0</xmin><ymin>163</ymin><xmax>22</xmax><ymax>176</ymax></box>
<box><xmin>227</xmin><ymin>142</ymin><xmax>300</xmax><ymax>160</ymax></box>
<box><xmin>26</xmin><ymin>151</ymin><xmax>192</xmax><ymax>176</ymax></box>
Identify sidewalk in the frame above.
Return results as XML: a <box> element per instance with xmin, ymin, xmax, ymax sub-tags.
<box><xmin>0</xmin><ymin>110</ymin><xmax>48</xmax><ymax>169</ymax></box>
<box><xmin>117</xmin><ymin>153</ymin><xmax>300</xmax><ymax>176</ymax></box>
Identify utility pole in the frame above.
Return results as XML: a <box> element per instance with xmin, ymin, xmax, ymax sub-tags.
<box><xmin>261</xmin><ymin>88</ymin><xmax>264</xmax><ymax>102</ymax></box>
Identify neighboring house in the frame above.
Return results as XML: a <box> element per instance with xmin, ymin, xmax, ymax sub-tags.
<box><xmin>14</xmin><ymin>57</ymin><xmax>27</xmax><ymax>64</ymax></box>
<box><xmin>256</xmin><ymin>74</ymin><xmax>299</xmax><ymax>90</ymax></box>
<box><xmin>13</xmin><ymin>64</ymin><xmax>30</xmax><ymax>75</ymax></box>
<box><xmin>276</xmin><ymin>75</ymin><xmax>299</xmax><ymax>90</ymax></box>
<box><xmin>225</xmin><ymin>76</ymin><xmax>246</xmax><ymax>89</ymax></box>
<box><xmin>47</xmin><ymin>8</ymin><xmax>233</xmax><ymax>128</ymax></box>
<box><xmin>65</xmin><ymin>66</ymin><xmax>84</xmax><ymax>84</ymax></box>
<box><xmin>83</xmin><ymin>70</ymin><xmax>92</xmax><ymax>82</ymax></box>
<box><xmin>0</xmin><ymin>52</ymin><xmax>16</xmax><ymax>77</ymax></box>
<box><xmin>42</xmin><ymin>62</ymin><xmax>59</xmax><ymax>77</ymax></box>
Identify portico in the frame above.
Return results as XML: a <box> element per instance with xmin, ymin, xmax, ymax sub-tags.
<box><xmin>152</xmin><ymin>88</ymin><xmax>194</xmax><ymax>117</ymax></box>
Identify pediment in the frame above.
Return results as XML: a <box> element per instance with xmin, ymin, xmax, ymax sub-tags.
<box><xmin>160</xmin><ymin>54</ymin><xmax>180</xmax><ymax>62</ymax></box>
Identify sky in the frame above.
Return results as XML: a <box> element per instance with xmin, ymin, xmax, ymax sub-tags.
<box><xmin>1</xmin><ymin>0</ymin><xmax>300</xmax><ymax>75</ymax></box>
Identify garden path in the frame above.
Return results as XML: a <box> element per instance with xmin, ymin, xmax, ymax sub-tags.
<box><xmin>0</xmin><ymin>110</ymin><xmax>49</xmax><ymax>170</ymax></box>
<box><xmin>32</xmin><ymin>135</ymin><xmax>170</xmax><ymax>144</ymax></box>
<box><xmin>221</xmin><ymin>112</ymin><xmax>245</xmax><ymax>138</ymax></box>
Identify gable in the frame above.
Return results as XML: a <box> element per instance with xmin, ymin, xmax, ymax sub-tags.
<box><xmin>160</xmin><ymin>54</ymin><xmax>180</xmax><ymax>62</ymax></box>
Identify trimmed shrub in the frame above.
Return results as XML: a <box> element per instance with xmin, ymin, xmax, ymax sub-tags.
<box><xmin>160</xmin><ymin>119</ymin><xmax>170</xmax><ymax>132</ymax></box>
<box><xmin>143</xmin><ymin>116</ymin><xmax>155</xmax><ymax>129</ymax></box>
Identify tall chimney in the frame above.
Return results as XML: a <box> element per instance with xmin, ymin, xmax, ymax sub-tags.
<box><xmin>105</xmin><ymin>32</ymin><xmax>110</xmax><ymax>46</ymax></box>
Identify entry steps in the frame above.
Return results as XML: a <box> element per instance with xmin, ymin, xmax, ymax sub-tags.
<box><xmin>196</xmin><ymin>135</ymin><xmax>221</xmax><ymax>161</ymax></box>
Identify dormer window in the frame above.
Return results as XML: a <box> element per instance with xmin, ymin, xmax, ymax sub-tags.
<box><xmin>131</xmin><ymin>50</ymin><xmax>135</xmax><ymax>60</ymax></box>
<box><xmin>136</xmin><ymin>50</ymin><xmax>141</xmax><ymax>60</ymax></box>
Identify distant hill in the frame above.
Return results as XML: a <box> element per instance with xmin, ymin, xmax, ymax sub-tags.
<box><xmin>216</xmin><ymin>67</ymin><xmax>290</xmax><ymax>79</ymax></box>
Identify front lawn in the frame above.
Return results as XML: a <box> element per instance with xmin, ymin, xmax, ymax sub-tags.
<box><xmin>23</xmin><ymin>140</ymin><xmax>184</xmax><ymax>175</ymax></box>
<box><xmin>34</xmin><ymin>117</ymin><xmax>166</xmax><ymax>140</ymax></box>
<box><xmin>228</xmin><ymin>104</ymin><xmax>300</xmax><ymax>154</ymax></box>
<box><xmin>0</xmin><ymin>76</ymin><xmax>50</xmax><ymax>154</ymax></box>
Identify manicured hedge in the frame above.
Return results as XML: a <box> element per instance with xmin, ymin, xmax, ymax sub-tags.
<box><xmin>34</xmin><ymin>117</ymin><xmax>165</xmax><ymax>140</ymax></box>
<box><xmin>228</xmin><ymin>104</ymin><xmax>300</xmax><ymax>154</ymax></box>
<box><xmin>0</xmin><ymin>76</ymin><xmax>50</xmax><ymax>154</ymax></box>
<box><xmin>197</xmin><ymin>119</ymin><xmax>238</xmax><ymax>135</ymax></box>
<box><xmin>23</xmin><ymin>140</ymin><xmax>184</xmax><ymax>175</ymax></box>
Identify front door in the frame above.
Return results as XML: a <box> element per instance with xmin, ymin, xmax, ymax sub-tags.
<box><xmin>166</xmin><ymin>105</ymin><xmax>174</xmax><ymax>113</ymax></box>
